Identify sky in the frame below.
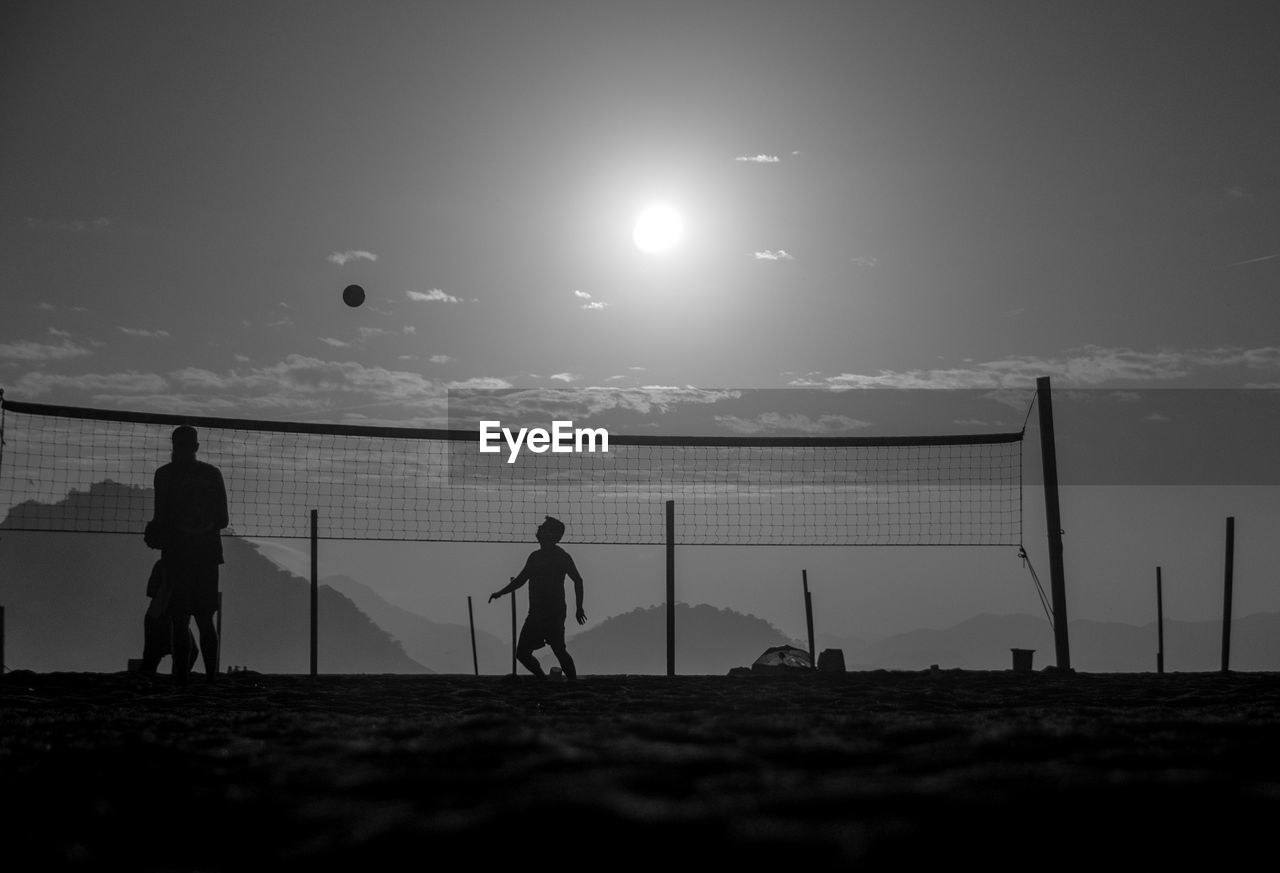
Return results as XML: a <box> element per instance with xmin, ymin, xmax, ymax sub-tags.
<box><xmin>3</xmin><ymin>1</ymin><xmax>1280</xmax><ymax>658</ymax></box>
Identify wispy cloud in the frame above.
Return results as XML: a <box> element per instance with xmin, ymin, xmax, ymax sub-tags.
<box><xmin>1224</xmin><ymin>252</ymin><xmax>1280</xmax><ymax>269</ymax></box>
<box><xmin>429</xmin><ymin>354</ymin><xmax>454</xmax><ymax>364</ymax></box>
<box><xmin>851</xmin><ymin>256</ymin><xmax>879</xmax><ymax>268</ymax></box>
<box><xmin>574</xmin><ymin>289</ymin><xmax>610</xmax><ymax>310</ymax></box>
<box><xmin>715</xmin><ymin>413</ymin><xmax>873</xmax><ymax>435</ymax></box>
<box><xmin>327</xmin><ymin>250</ymin><xmax>378</xmax><ymax>266</ymax></box>
<box><xmin>736</xmin><ymin>154</ymin><xmax>780</xmax><ymax>163</ymax></box>
<box><xmin>549</xmin><ymin>372</ymin><xmax>581</xmax><ymax>383</ymax></box>
<box><xmin>753</xmin><ymin>250</ymin><xmax>794</xmax><ymax>261</ymax></box>
<box><xmin>320</xmin><ymin>337</ymin><xmax>351</xmax><ymax>347</ymax></box>
<box><xmin>118</xmin><ymin>327</ymin><xmax>171</xmax><ymax>338</ymax></box>
<box><xmin>26</xmin><ymin>216</ymin><xmax>111</xmax><ymax>231</ymax></box>
<box><xmin>407</xmin><ymin>289</ymin><xmax>461</xmax><ymax>303</ymax></box>
<box><xmin>0</xmin><ymin>335</ymin><xmax>94</xmax><ymax>361</ymax></box>
<box><xmin>446</xmin><ymin>377</ymin><xmax>513</xmax><ymax>390</ymax></box>
<box><xmin>786</xmin><ymin>345</ymin><xmax>1280</xmax><ymax>390</ymax></box>
<box><xmin>16</xmin><ymin>370</ymin><xmax>166</xmax><ymax>396</ymax></box>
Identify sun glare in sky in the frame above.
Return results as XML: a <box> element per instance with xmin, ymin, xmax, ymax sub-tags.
<box><xmin>632</xmin><ymin>203</ymin><xmax>684</xmax><ymax>254</ymax></box>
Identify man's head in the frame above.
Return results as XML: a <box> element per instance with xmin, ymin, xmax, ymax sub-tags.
<box><xmin>536</xmin><ymin>515</ymin><xmax>565</xmax><ymax>545</ymax></box>
<box><xmin>171</xmin><ymin>425</ymin><xmax>199</xmax><ymax>459</ymax></box>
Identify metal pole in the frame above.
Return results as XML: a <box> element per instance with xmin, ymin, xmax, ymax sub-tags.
<box><xmin>510</xmin><ymin>588</ymin><xmax>517</xmax><ymax>675</ymax></box>
<box><xmin>1036</xmin><ymin>376</ymin><xmax>1071</xmax><ymax>670</ymax></box>
<box><xmin>1221</xmin><ymin>516</ymin><xmax>1235</xmax><ymax>673</ymax></box>
<box><xmin>1</xmin><ymin>605</ymin><xmax>5</xmax><ymax>674</ymax></box>
<box><xmin>803</xmin><ymin>569</ymin><xmax>816</xmax><ymax>667</ymax></box>
<box><xmin>1156</xmin><ymin>567</ymin><xmax>1164</xmax><ymax>674</ymax></box>
<box><xmin>666</xmin><ymin>499</ymin><xmax>675</xmax><ymax>677</ymax></box>
<box><xmin>467</xmin><ymin>596</ymin><xmax>479</xmax><ymax>676</ymax></box>
<box><xmin>310</xmin><ymin>509</ymin><xmax>318</xmax><ymax>677</ymax></box>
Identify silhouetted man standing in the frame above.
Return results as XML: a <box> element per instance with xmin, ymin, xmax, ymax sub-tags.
<box><xmin>148</xmin><ymin>425</ymin><xmax>228</xmax><ymax>682</ymax></box>
<box><xmin>490</xmin><ymin>516</ymin><xmax>586</xmax><ymax>678</ymax></box>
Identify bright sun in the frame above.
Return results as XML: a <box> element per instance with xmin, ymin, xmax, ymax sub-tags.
<box><xmin>632</xmin><ymin>203</ymin><xmax>684</xmax><ymax>254</ymax></box>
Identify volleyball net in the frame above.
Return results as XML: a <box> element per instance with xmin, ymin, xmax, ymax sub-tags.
<box><xmin>0</xmin><ymin>397</ymin><xmax>1024</xmax><ymax>546</ymax></box>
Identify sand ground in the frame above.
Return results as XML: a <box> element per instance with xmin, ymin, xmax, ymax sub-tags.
<box><xmin>2</xmin><ymin>670</ymin><xmax>1278</xmax><ymax>869</ymax></box>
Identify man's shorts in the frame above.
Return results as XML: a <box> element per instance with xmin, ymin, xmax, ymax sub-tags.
<box><xmin>165</xmin><ymin>562</ymin><xmax>220</xmax><ymax>618</ymax></box>
<box><xmin>518</xmin><ymin>609</ymin><xmax>567</xmax><ymax>651</ymax></box>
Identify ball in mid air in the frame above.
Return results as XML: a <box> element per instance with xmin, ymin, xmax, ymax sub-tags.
<box><xmin>342</xmin><ymin>284</ymin><xmax>366</xmax><ymax>308</ymax></box>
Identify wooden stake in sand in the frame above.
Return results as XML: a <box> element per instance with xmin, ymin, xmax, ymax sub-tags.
<box><xmin>1156</xmin><ymin>566</ymin><xmax>1164</xmax><ymax>674</ymax></box>
<box><xmin>467</xmin><ymin>595</ymin><xmax>479</xmax><ymax>676</ymax></box>
<box><xmin>803</xmin><ymin>569</ymin><xmax>815</xmax><ymax>667</ymax></box>
<box><xmin>1221</xmin><ymin>516</ymin><xmax>1235</xmax><ymax>673</ymax></box>
<box><xmin>310</xmin><ymin>509</ymin><xmax>318</xmax><ymax>677</ymax></box>
<box><xmin>666</xmin><ymin>499</ymin><xmax>675</xmax><ymax>677</ymax></box>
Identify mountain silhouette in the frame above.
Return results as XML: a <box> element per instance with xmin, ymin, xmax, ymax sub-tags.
<box><xmin>834</xmin><ymin>612</ymin><xmax>1280</xmax><ymax>671</ymax></box>
<box><xmin>323</xmin><ymin>574</ymin><xmax>507</xmax><ymax>674</ymax></box>
<box><xmin>561</xmin><ymin>602</ymin><xmax>795</xmax><ymax>675</ymax></box>
<box><xmin>0</xmin><ymin>481</ymin><xmax>428</xmax><ymax>673</ymax></box>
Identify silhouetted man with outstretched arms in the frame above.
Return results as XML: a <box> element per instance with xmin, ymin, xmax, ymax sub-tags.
<box><xmin>148</xmin><ymin>425</ymin><xmax>228</xmax><ymax>682</ymax></box>
<box><xmin>489</xmin><ymin>516</ymin><xmax>586</xmax><ymax>678</ymax></box>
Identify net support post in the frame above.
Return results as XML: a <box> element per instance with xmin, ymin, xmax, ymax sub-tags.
<box><xmin>666</xmin><ymin>499</ymin><xmax>675</xmax><ymax>677</ymax></box>
<box><xmin>1</xmin><ymin>605</ymin><xmax>5</xmax><ymax>674</ymax></box>
<box><xmin>216</xmin><ymin>591</ymin><xmax>223</xmax><ymax>676</ymax></box>
<box><xmin>1156</xmin><ymin>567</ymin><xmax>1164</xmax><ymax>675</ymax></box>
<box><xmin>1036</xmin><ymin>376</ymin><xmax>1071</xmax><ymax>670</ymax></box>
<box><xmin>310</xmin><ymin>509</ymin><xmax>318</xmax><ymax>677</ymax></box>
<box><xmin>467</xmin><ymin>595</ymin><xmax>479</xmax><ymax>676</ymax></box>
<box><xmin>802</xmin><ymin>570</ymin><xmax>815</xmax><ymax>667</ymax></box>
<box><xmin>1221</xmin><ymin>516</ymin><xmax>1235</xmax><ymax>673</ymax></box>
<box><xmin>510</xmin><ymin>590</ymin><xmax>517</xmax><ymax>675</ymax></box>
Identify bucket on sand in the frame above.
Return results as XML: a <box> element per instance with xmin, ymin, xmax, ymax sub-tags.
<box><xmin>1010</xmin><ymin>648</ymin><xmax>1035</xmax><ymax>672</ymax></box>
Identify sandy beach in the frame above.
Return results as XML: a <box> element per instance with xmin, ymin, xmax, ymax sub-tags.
<box><xmin>3</xmin><ymin>670</ymin><xmax>1278</xmax><ymax>869</ymax></box>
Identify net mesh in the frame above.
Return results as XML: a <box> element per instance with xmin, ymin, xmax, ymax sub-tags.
<box><xmin>0</xmin><ymin>400</ymin><xmax>1023</xmax><ymax>546</ymax></box>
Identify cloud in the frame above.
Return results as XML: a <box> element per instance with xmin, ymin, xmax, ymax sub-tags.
<box><xmin>753</xmin><ymin>250</ymin><xmax>794</xmax><ymax>261</ymax></box>
<box><xmin>403</xmin><ymin>325</ymin><xmax>416</xmax><ymax>334</ymax></box>
<box><xmin>786</xmin><ymin>345</ymin><xmax>1280</xmax><ymax>390</ymax></box>
<box><xmin>715</xmin><ymin>413</ymin><xmax>873</xmax><ymax>435</ymax></box>
<box><xmin>118</xmin><ymin>327</ymin><xmax>171</xmax><ymax>338</ymax></box>
<box><xmin>15</xmin><ymin>370</ymin><xmax>167</xmax><ymax>396</ymax></box>
<box><xmin>357</xmin><ymin>327</ymin><xmax>394</xmax><ymax>342</ymax></box>
<box><xmin>320</xmin><ymin>337</ymin><xmax>351</xmax><ymax>347</ymax></box>
<box><xmin>1224</xmin><ymin>252</ymin><xmax>1280</xmax><ymax>269</ymax></box>
<box><xmin>851</xmin><ymin>256</ymin><xmax>879</xmax><ymax>268</ymax></box>
<box><xmin>407</xmin><ymin>289</ymin><xmax>461</xmax><ymax>303</ymax></box>
<box><xmin>736</xmin><ymin>154</ymin><xmax>780</xmax><ymax>163</ymax></box>
<box><xmin>26</xmin><ymin>216</ymin><xmax>111</xmax><ymax>231</ymax></box>
<box><xmin>549</xmin><ymin>372</ymin><xmax>581</xmax><ymax>383</ymax></box>
<box><xmin>574</xmin><ymin>289</ymin><xmax>609</xmax><ymax>310</ymax></box>
<box><xmin>446</xmin><ymin>377</ymin><xmax>514</xmax><ymax>390</ymax></box>
<box><xmin>1145</xmin><ymin>413</ymin><xmax>1171</xmax><ymax>423</ymax></box>
<box><xmin>327</xmin><ymin>250</ymin><xmax>378</xmax><ymax>266</ymax></box>
<box><xmin>429</xmin><ymin>354</ymin><xmax>454</xmax><ymax>364</ymax></box>
<box><xmin>233</xmin><ymin>354</ymin><xmax>251</xmax><ymax>363</ymax></box>
<box><xmin>1224</xmin><ymin>186</ymin><xmax>1248</xmax><ymax>200</ymax></box>
<box><xmin>0</xmin><ymin>336</ymin><xmax>94</xmax><ymax>361</ymax></box>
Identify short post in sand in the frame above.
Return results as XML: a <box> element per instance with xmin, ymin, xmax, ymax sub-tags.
<box><xmin>467</xmin><ymin>595</ymin><xmax>479</xmax><ymax>676</ymax></box>
<box><xmin>216</xmin><ymin>591</ymin><xmax>223</xmax><ymax>675</ymax></box>
<box><xmin>310</xmin><ymin>509</ymin><xmax>318</xmax><ymax>677</ymax></box>
<box><xmin>1156</xmin><ymin>566</ymin><xmax>1164</xmax><ymax>674</ymax></box>
<box><xmin>802</xmin><ymin>569</ymin><xmax>816</xmax><ymax>667</ymax></box>
<box><xmin>510</xmin><ymin>586</ymin><xmax>517</xmax><ymax>675</ymax></box>
<box><xmin>1221</xmin><ymin>516</ymin><xmax>1235</xmax><ymax>673</ymax></box>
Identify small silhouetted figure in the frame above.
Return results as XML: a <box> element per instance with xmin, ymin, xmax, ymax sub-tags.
<box><xmin>147</xmin><ymin>425</ymin><xmax>229</xmax><ymax>682</ymax></box>
<box><xmin>489</xmin><ymin>516</ymin><xmax>586</xmax><ymax>678</ymax></box>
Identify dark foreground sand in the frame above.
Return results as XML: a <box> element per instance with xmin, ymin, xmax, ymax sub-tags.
<box><xmin>3</xmin><ymin>670</ymin><xmax>1279</xmax><ymax>870</ymax></box>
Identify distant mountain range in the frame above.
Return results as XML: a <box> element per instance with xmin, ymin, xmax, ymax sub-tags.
<box><xmin>324</xmin><ymin>574</ymin><xmax>506</xmax><ymax>674</ymax></box>
<box><xmin>560</xmin><ymin>603</ymin><xmax>794</xmax><ymax>675</ymax></box>
<box><xmin>820</xmin><ymin>612</ymin><xmax>1280</xmax><ymax>672</ymax></box>
<box><xmin>0</xmin><ymin>481</ymin><xmax>426</xmax><ymax>673</ymax></box>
